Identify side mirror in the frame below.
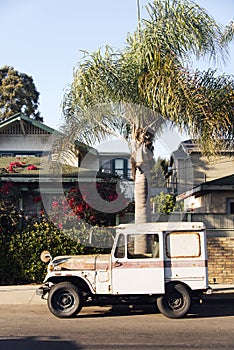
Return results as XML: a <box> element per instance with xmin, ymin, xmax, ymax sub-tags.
<box><xmin>40</xmin><ymin>250</ymin><xmax>52</xmax><ymax>263</ymax></box>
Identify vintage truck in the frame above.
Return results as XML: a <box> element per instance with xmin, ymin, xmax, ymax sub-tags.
<box><xmin>37</xmin><ymin>221</ymin><xmax>209</xmax><ymax>318</ymax></box>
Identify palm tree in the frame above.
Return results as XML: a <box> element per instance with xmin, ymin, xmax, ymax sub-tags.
<box><xmin>62</xmin><ymin>0</ymin><xmax>234</xmax><ymax>227</ymax></box>
<box><xmin>223</xmin><ymin>20</ymin><xmax>234</xmax><ymax>43</ymax></box>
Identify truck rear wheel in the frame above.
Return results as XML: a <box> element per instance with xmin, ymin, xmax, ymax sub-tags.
<box><xmin>48</xmin><ymin>282</ymin><xmax>83</xmax><ymax>318</ymax></box>
<box><xmin>157</xmin><ymin>283</ymin><xmax>191</xmax><ymax>318</ymax></box>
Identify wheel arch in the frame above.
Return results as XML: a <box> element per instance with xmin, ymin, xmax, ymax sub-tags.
<box><xmin>46</xmin><ymin>276</ymin><xmax>94</xmax><ymax>295</ymax></box>
<box><xmin>165</xmin><ymin>281</ymin><xmax>192</xmax><ymax>294</ymax></box>
<box><xmin>165</xmin><ymin>281</ymin><xmax>204</xmax><ymax>299</ymax></box>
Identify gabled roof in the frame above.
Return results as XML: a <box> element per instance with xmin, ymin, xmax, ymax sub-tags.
<box><xmin>177</xmin><ymin>139</ymin><xmax>234</xmax><ymax>155</ymax></box>
<box><xmin>203</xmin><ymin>174</ymin><xmax>234</xmax><ymax>187</ymax></box>
<box><xmin>96</xmin><ymin>138</ymin><xmax>130</xmax><ymax>156</ymax></box>
<box><xmin>0</xmin><ymin>113</ymin><xmax>57</xmax><ymax>135</ymax></box>
<box><xmin>177</xmin><ymin>174</ymin><xmax>234</xmax><ymax>200</ymax></box>
<box><xmin>0</xmin><ymin>113</ymin><xmax>98</xmax><ymax>156</ymax></box>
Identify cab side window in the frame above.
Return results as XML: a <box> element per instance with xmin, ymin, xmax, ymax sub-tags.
<box><xmin>127</xmin><ymin>234</ymin><xmax>159</xmax><ymax>259</ymax></box>
<box><xmin>114</xmin><ymin>234</ymin><xmax>125</xmax><ymax>258</ymax></box>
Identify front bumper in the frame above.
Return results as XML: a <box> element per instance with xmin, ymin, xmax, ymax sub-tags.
<box><xmin>36</xmin><ymin>284</ymin><xmax>51</xmax><ymax>299</ymax></box>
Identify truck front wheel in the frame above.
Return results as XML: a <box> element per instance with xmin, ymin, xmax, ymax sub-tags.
<box><xmin>157</xmin><ymin>283</ymin><xmax>191</xmax><ymax>318</ymax></box>
<box><xmin>48</xmin><ymin>282</ymin><xmax>83</xmax><ymax>318</ymax></box>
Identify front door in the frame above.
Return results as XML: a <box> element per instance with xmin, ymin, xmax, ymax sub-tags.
<box><xmin>111</xmin><ymin>232</ymin><xmax>165</xmax><ymax>294</ymax></box>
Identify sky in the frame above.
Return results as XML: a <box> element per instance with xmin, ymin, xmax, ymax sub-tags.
<box><xmin>1</xmin><ymin>0</ymin><xmax>234</xmax><ymax>132</ymax></box>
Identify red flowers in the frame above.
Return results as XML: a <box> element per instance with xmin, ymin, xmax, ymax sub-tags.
<box><xmin>51</xmin><ymin>201</ymin><xmax>59</xmax><ymax>208</ymax></box>
<box><xmin>27</xmin><ymin>164</ymin><xmax>38</xmax><ymax>170</ymax></box>
<box><xmin>34</xmin><ymin>196</ymin><xmax>42</xmax><ymax>203</ymax></box>
<box><xmin>4</xmin><ymin>158</ymin><xmax>38</xmax><ymax>173</ymax></box>
<box><xmin>48</xmin><ymin>181</ymin><xmax>124</xmax><ymax>228</ymax></box>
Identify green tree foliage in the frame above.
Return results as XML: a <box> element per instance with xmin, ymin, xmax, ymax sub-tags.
<box><xmin>62</xmin><ymin>0</ymin><xmax>234</xmax><ymax>226</ymax></box>
<box><xmin>0</xmin><ymin>181</ymin><xmax>120</xmax><ymax>284</ymax></box>
<box><xmin>0</xmin><ymin>182</ymin><xmax>23</xmax><ymax>235</ymax></box>
<box><xmin>151</xmin><ymin>191</ymin><xmax>176</xmax><ymax>214</ymax></box>
<box><xmin>0</xmin><ymin>65</ymin><xmax>42</xmax><ymax>121</ymax></box>
<box><xmin>63</xmin><ymin>0</ymin><xmax>234</xmax><ymax>156</ymax></box>
<box><xmin>3</xmin><ymin>221</ymin><xmax>113</xmax><ymax>284</ymax></box>
<box><xmin>151</xmin><ymin>157</ymin><xmax>168</xmax><ymax>187</ymax></box>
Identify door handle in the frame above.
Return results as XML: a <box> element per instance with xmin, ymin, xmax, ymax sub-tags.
<box><xmin>114</xmin><ymin>261</ymin><xmax>123</xmax><ymax>267</ymax></box>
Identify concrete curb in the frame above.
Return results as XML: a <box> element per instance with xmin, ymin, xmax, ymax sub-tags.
<box><xmin>0</xmin><ymin>284</ymin><xmax>234</xmax><ymax>306</ymax></box>
<box><xmin>203</xmin><ymin>284</ymin><xmax>234</xmax><ymax>300</ymax></box>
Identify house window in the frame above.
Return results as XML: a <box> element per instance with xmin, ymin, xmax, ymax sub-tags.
<box><xmin>101</xmin><ymin>158</ymin><xmax>132</xmax><ymax>179</ymax></box>
<box><xmin>231</xmin><ymin>203</ymin><xmax>234</xmax><ymax>214</ymax></box>
<box><xmin>101</xmin><ymin>160</ymin><xmax>111</xmax><ymax>174</ymax></box>
<box><xmin>114</xmin><ymin>158</ymin><xmax>125</xmax><ymax>177</ymax></box>
<box><xmin>227</xmin><ymin>198</ymin><xmax>234</xmax><ymax>214</ymax></box>
<box><xmin>0</xmin><ymin>153</ymin><xmax>13</xmax><ymax>157</ymax></box>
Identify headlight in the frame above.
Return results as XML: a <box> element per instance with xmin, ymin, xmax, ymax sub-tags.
<box><xmin>48</xmin><ymin>263</ymin><xmax>54</xmax><ymax>272</ymax></box>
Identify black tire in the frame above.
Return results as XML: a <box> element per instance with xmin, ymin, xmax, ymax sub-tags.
<box><xmin>157</xmin><ymin>283</ymin><xmax>191</xmax><ymax>318</ymax></box>
<box><xmin>47</xmin><ymin>282</ymin><xmax>83</xmax><ymax>318</ymax></box>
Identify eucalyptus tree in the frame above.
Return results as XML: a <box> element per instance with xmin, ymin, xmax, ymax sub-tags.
<box><xmin>0</xmin><ymin>65</ymin><xmax>42</xmax><ymax>121</ymax></box>
<box><xmin>63</xmin><ymin>0</ymin><xmax>234</xmax><ymax>226</ymax></box>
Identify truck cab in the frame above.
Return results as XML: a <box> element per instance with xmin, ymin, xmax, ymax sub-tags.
<box><xmin>37</xmin><ymin>222</ymin><xmax>208</xmax><ymax>318</ymax></box>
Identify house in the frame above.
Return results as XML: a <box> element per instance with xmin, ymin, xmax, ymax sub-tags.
<box><xmin>167</xmin><ymin>140</ymin><xmax>234</xmax><ymax>284</ymax></box>
<box><xmin>0</xmin><ymin>114</ymin><xmax>131</xmax><ymax>221</ymax></box>
<box><xmin>96</xmin><ymin>138</ymin><xmax>135</xmax><ymax>201</ymax></box>
<box><xmin>177</xmin><ymin>174</ymin><xmax>234</xmax><ymax>214</ymax></box>
<box><xmin>168</xmin><ymin>139</ymin><xmax>234</xmax><ymax>214</ymax></box>
<box><xmin>96</xmin><ymin>138</ymin><xmax>132</xmax><ymax>179</ymax></box>
<box><xmin>0</xmin><ymin>112</ymin><xmax>99</xmax><ymax>167</ymax></box>
<box><xmin>168</xmin><ymin>139</ymin><xmax>234</xmax><ymax>196</ymax></box>
<box><xmin>0</xmin><ymin>114</ymin><xmax>102</xmax><ymax>214</ymax></box>
<box><xmin>0</xmin><ymin>113</ymin><xmax>56</xmax><ymax>157</ymax></box>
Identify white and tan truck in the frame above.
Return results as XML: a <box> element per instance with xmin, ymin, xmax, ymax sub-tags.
<box><xmin>37</xmin><ymin>222</ymin><xmax>209</xmax><ymax>318</ymax></box>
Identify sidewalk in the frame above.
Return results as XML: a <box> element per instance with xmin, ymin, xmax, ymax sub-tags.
<box><xmin>0</xmin><ymin>284</ymin><xmax>234</xmax><ymax>305</ymax></box>
<box><xmin>0</xmin><ymin>284</ymin><xmax>45</xmax><ymax>305</ymax></box>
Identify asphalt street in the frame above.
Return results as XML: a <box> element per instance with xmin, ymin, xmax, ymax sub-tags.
<box><xmin>0</xmin><ymin>284</ymin><xmax>234</xmax><ymax>350</ymax></box>
<box><xmin>0</xmin><ymin>299</ymin><xmax>234</xmax><ymax>350</ymax></box>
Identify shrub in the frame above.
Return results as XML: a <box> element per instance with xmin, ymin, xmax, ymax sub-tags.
<box><xmin>1</xmin><ymin>220</ymin><xmax>114</xmax><ymax>284</ymax></box>
<box><xmin>0</xmin><ymin>180</ymin><xmax>126</xmax><ymax>284</ymax></box>
<box><xmin>151</xmin><ymin>191</ymin><xmax>176</xmax><ymax>214</ymax></box>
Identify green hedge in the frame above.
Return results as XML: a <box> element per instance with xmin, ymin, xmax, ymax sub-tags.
<box><xmin>0</xmin><ymin>221</ymin><xmax>114</xmax><ymax>285</ymax></box>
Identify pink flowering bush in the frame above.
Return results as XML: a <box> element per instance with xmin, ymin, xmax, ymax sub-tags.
<box><xmin>0</xmin><ymin>180</ymin><xmax>129</xmax><ymax>284</ymax></box>
<box><xmin>2</xmin><ymin>158</ymin><xmax>38</xmax><ymax>173</ymax></box>
<box><xmin>27</xmin><ymin>164</ymin><xmax>38</xmax><ymax>170</ymax></box>
<box><xmin>49</xmin><ymin>181</ymin><xmax>128</xmax><ymax>229</ymax></box>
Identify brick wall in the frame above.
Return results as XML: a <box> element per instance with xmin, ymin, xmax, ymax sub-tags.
<box><xmin>207</xmin><ymin>237</ymin><xmax>234</xmax><ymax>284</ymax></box>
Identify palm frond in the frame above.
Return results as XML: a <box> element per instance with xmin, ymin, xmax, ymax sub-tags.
<box><xmin>61</xmin><ymin>0</ymin><xmax>234</xmax><ymax>157</ymax></box>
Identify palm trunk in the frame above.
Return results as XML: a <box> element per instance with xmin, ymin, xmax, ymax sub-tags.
<box><xmin>131</xmin><ymin>128</ymin><xmax>154</xmax><ymax>254</ymax></box>
<box><xmin>134</xmin><ymin>166</ymin><xmax>151</xmax><ymax>224</ymax></box>
<box><xmin>134</xmin><ymin>164</ymin><xmax>152</xmax><ymax>254</ymax></box>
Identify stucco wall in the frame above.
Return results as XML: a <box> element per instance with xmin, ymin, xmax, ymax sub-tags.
<box><xmin>198</xmin><ymin>191</ymin><xmax>234</xmax><ymax>213</ymax></box>
<box><xmin>0</xmin><ymin>135</ymin><xmax>52</xmax><ymax>152</ymax></box>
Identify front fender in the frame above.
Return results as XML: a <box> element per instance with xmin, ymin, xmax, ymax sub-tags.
<box><xmin>43</xmin><ymin>272</ymin><xmax>96</xmax><ymax>295</ymax></box>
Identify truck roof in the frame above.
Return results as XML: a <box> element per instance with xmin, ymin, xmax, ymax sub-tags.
<box><xmin>117</xmin><ymin>222</ymin><xmax>206</xmax><ymax>234</ymax></box>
